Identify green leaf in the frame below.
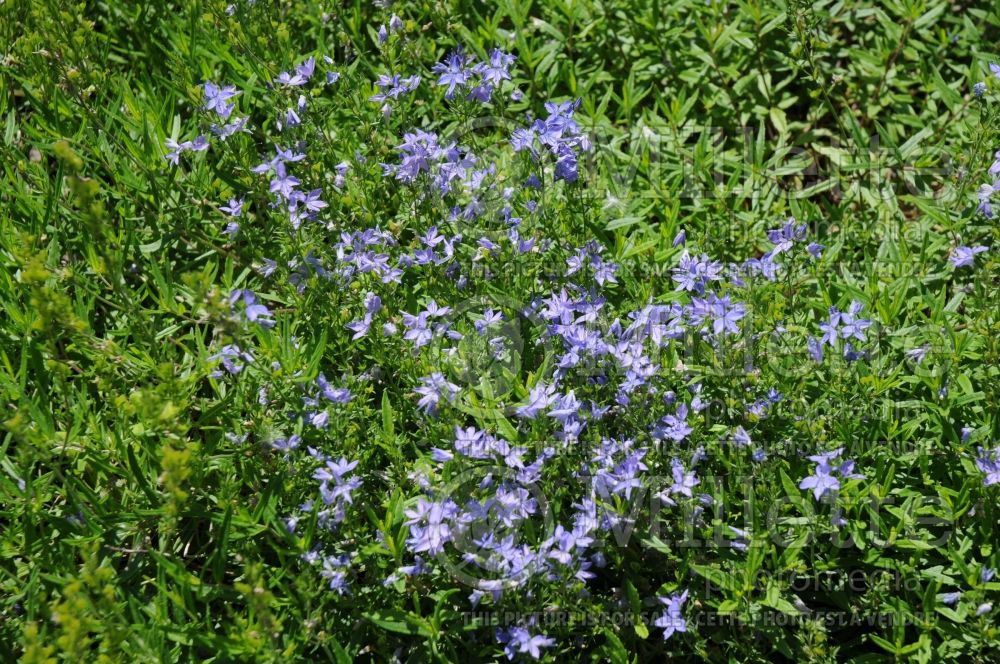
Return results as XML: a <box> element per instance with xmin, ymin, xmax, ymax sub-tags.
<box><xmin>762</xmin><ymin>584</ymin><xmax>799</xmax><ymax>616</ymax></box>
<box><xmin>381</xmin><ymin>390</ymin><xmax>394</xmax><ymax>438</ymax></box>
<box><xmin>717</xmin><ymin>599</ymin><xmax>740</xmax><ymax>614</ymax></box>
<box><xmin>691</xmin><ymin>564</ymin><xmax>741</xmax><ymax>593</ymax></box>
<box><xmin>364</xmin><ymin>610</ymin><xmax>432</xmax><ymax>637</ymax></box>
<box><xmin>624</xmin><ymin>578</ymin><xmax>641</xmax><ymax>614</ymax></box>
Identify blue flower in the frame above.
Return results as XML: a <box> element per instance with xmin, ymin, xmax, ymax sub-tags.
<box><xmin>654</xmin><ymin>589</ymin><xmax>689</xmax><ymax>640</ymax></box>
<box><xmin>653</xmin><ymin>403</ymin><xmax>693</xmax><ymax>442</ymax></box>
<box><xmin>268</xmin><ymin>162</ymin><xmax>301</xmax><ymax>201</ymax></box>
<box><xmin>516</xmin><ymin>382</ymin><xmax>557</xmax><ymax>419</ymax></box>
<box><xmin>208</xmin><ymin>344</ymin><xmax>253</xmax><ymax>376</ymax></box>
<box><xmin>709</xmin><ymin>294</ymin><xmax>745</xmax><ymax>336</ymax></box>
<box><xmin>975</xmin><ymin>447</ymin><xmax>1000</xmax><ymax>486</ymax></box>
<box><xmin>976</xmin><ymin>182</ymin><xmax>1000</xmax><ymax>218</ymax></box>
<box><xmin>271</xmin><ymin>435</ymin><xmax>301</xmax><ymax>453</ymax></box>
<box><xmin>799</xmin><ymin>448</ymin><xmax>864</xmax><ymax>500</ymax></box>
<box><xmin>219</xmin><ymin>197</ymin><xmax>244</xmax><ymax>217</ymax></box>
<box><xmin>672</xmin><ymin>251</ymin><xmax>723</xmax><ymax>294</ymax></box>
<box><xmin>404</xmin><ymin>498</ymin><xmax>456</xmax><ymax>555</ymax></box>
<box><xmin>314</xmin><ymin>373</ymin><xmax>352</xmax><ymax>404</ymax></box>
<box><xmin>202</xmin><ymin>81</ymin><xmax>239</xmax><ymax>118</ymax></box>
<box><xmin>496</xmin><ymin>626</ymin><xmax>555</xmax><ymax>660</ymax></box>
<box><xmin>320</xmin><ymin>554</ymin><xmax>351</xmax><ymax>594</ymax></box>
<box><xmin>905</xmin><ymin>345</ymin><xmax>929</xmax><ymax>365</ymax></box>
<box><xmin>807</xmin><ymin>336</ymin><xmax>824</xmax><ymax>363</ymax></box>
<box><xmin>766</xmin><ymin>217</ymin><xmax>807</xmax><ymax>254</ymax></box>
<box><xmin>818</xmin><ymin>302</ymin><xmax>871</xmax><ymax>348</ymax></box>
<box><xmin>413</xmin><ymin>373</ymin><xmax>459</xmax><ymax>415</ymax></box>
<box><xmin>276</xmin><ymin>57</ymin><xmax>315</xmax><ymax>86</ymax></box>
<box><xmin>941</xmin><ymin>591</ymin><xmax>961</xmax><ymax>605</ymax></box>
<box><xmin>230</xmin><ymin>289</ymin><xmax>275</xmax><ymax>328</ymax></box>
<box><xmin>799</xmin><ymin>466</ymin><xmax>839</xmax><ymax>500</ymax></box>
<box><xmin>668</xmin><ymin>458</ymin><xmax>700</xmax><ymax>498</ymax></box>
<box><xmin>479</xmin><ymin>48</ymin><xmax>516</xmax><ymax>86</ymax></box>
<box><xmin>990</xmin><ymin>151</ymin><xmax>1000</xmax><ymax>177</ymax></box>
<box><xmin>950</xmin><ymin>245</ymin><xmax>988</xmax><ymax>268</ymax></box>
<box><xmin>432</xmin><ymin>48</ymin><xmax>474</xmax><ymax>99</ymax></box>
<box><xmin>313</xmin><ymin>457</ymin><xmax>359</xmax><ymax>484</ymax></box>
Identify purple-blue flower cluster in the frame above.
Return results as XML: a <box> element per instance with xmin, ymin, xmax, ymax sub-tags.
<box><xmin>799</xmin><ymin>448</ymin><xmax>865</xmax><ymax>500</ymax></box>
<box><xmin>163</xmin><ymin>35</ymin><xmax>1000</xmax><ymax>663</ymax></box>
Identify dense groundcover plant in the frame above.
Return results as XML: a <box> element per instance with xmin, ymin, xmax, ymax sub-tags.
<box><xmin>1</xmin><ymin>0</ymin><xmax>1000</xmax><ymax>662</ymax></box>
